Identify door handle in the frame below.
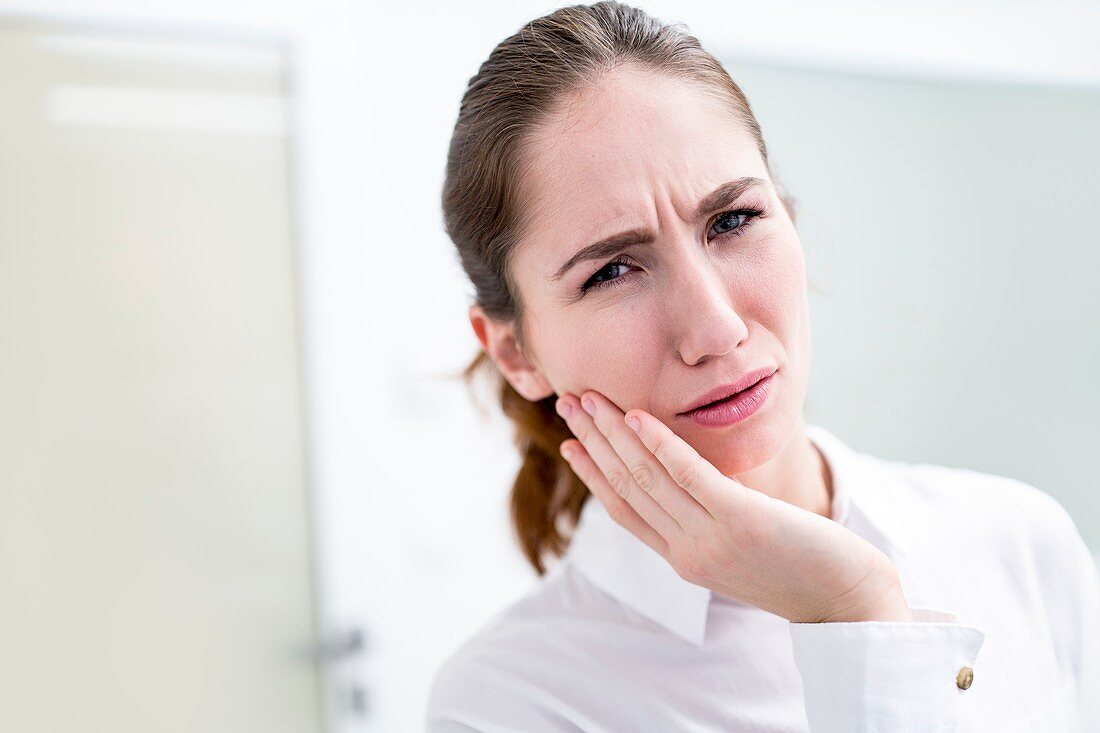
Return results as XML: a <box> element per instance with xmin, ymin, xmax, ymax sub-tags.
<box><xmin>297</xmin><ymin>627</ymin><xmax>371</xmax><ymax>719</ymax></box>
<box><xmin>307</xmin><ymin>627</ymin><xmax>367</xmax><ymax>662</ymax></box>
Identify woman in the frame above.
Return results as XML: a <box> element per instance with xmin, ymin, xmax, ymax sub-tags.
<box><xmin>426</xmin><ymin>2</ymin><xmax>1099</xmax><ymax>730</ymax></box>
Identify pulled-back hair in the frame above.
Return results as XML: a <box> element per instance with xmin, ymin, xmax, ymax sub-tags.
<box><xmin>444</xmin><ymin>1</ymin><xmax>797</xmax><ymax>575</ymax></box>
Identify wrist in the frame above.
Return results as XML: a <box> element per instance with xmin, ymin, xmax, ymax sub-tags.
<box><xmin>847</xmin><ymin>593</ymin><xmax>914</xmax><ymax>622</ymax></box>
<box><xmin>821</xmin><ymin>570</ymin><xmax>914</xmax><ymax>623</ymax></box>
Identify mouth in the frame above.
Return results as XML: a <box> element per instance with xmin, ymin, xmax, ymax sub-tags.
<box><xmin>678</xmin><ymin>366</ymin><xmax>778</xmax><ymax>415</ymax></box>
<box><xmin>698</xmin><ymin>388</ymin><xmax>752</xmax><ymax>410</ymax></box>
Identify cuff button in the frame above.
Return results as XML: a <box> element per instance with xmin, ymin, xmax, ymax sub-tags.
<box><xmin>956</xmin><ymin>666</ymin><xmax>974</xmax><ymax>690</ymax></box>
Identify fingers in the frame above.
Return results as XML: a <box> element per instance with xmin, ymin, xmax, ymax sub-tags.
<box><xmin>555</xmin><ymin>393</ymin><xmax>683</xmax><ymax>543</ymax></box>
<box><xmin>623</xmin><ymin>407</ymin><xmax>744</xmax><ymax>521</ymax></box>
<box><xmin>559</xmin><ymin>438</ymin><xmax>668</xmax><ymax>558</ymax></box>
<box><xmin>579</xmin><ymin>391</ymin><xmax>712</xmax><ymax>533</ymax></box>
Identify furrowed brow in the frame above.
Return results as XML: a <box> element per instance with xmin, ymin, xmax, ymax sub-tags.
<box><xmin>550</xmin><ymin>228</ymin><xmax>654</xmax><ymax>283</ymax></box>
<box><xmin>692</xmin><ymin>176</ymin><xmax>769</xmax><ymax>221</ymax></box>
<box><xmin>549</xmin><ymin>176</ymin><xmax>769</xmax><ymax>283</ymax></box>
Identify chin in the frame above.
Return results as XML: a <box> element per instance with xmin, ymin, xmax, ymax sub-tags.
<box><xmin>688</xmin><ymin>410</ymin><xmax>790</xmax><ymax>476</ymax></box>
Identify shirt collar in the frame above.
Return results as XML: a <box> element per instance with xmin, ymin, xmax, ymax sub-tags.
<box><xmin>562</xmin><ymin>422</ymin><xmax>911</xmax><ymax>647</ymax></box>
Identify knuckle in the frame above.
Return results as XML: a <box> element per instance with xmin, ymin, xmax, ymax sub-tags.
<box><xmin>630</xmin><ymin>463</ymin><xmax>656</xmax><ymax>493</ymax></box>
<box><xmin>606</xmin><ymin>470</ymin><xmax>630</xmax><ymax>499</ymax></box>
<box><xmin>651</xmin><ymin>434</ymin><xmax>672</xmax><ymax>464</ymax></box>
<box><xmin>607</xmin><ymin>501</ymin><xmax>630</xmax><ymax>527</ymax></box>
<box><xmin>668</xmin><ymin>545</ymin><xmax>708</xmax><ymax>584</ymax></box>
<box><xmin>670</xmin><ymin>455</ymin><xmax>701</xmax><ymax>490</ymax></box>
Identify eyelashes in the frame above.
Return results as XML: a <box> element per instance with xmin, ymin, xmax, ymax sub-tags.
<box><xmin>579</xmin><ymin>204</ymin><xmax>769</xmax><ymax>295</ymax></box>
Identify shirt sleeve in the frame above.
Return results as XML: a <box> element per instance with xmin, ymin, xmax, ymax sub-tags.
<box><xmin>1067</xmin><ymin>532</ymin><xmax>1100</xmax><ymax>731</ymax></box>
<box><xmin>1037</xmin><ymin>499</ymin><xmax>1100</xmax><ymax>730</ymax></box>
<box><xmin>425</xmin><ymin>652</ymin><xmax>565</xmax><ymax>733</ymax></box>
<box><xmin>788</xmin><ymin>607</ymin><xmax>986</xmax><ymax>733</ymax></box>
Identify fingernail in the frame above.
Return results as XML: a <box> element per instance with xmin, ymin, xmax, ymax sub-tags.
<box><xmin>560</xmin><ymin>443</ymin><xmax>573</xmax><ymax>461</ymax></box>
<box><xmin>556</xmin><ymin>399</ymin><xmax>573</xmax><ymax>420</ymax></box>
<box><xmin>581</xmin><ymin>396</ymin><xmax>596</xmax><ymax>416</ymax></box>
<box><xmin>626</xmin><ymin>415</ymin><xmax>641</xmax><ymax>433</ymax></box>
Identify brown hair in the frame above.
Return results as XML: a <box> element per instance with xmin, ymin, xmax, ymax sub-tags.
<box><xmin>444</xmin><ymin>1</ymin><xmax>798</xmax><ymax>576</ymax></box>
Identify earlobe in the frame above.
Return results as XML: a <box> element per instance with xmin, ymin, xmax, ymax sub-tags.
<box><xmin>468</xmin><ymin>304</ymin><xmax>555</xmax><ymax>402</ymax></box>
<box><xmin>499</xmin><ymin>338</ymin><xmax>555</xmax><ymax>402</ymax></box>
<box><xmin>516</xmin><ymin>369</ymin><xmax>555</xmax><ymax>403</ymax></box>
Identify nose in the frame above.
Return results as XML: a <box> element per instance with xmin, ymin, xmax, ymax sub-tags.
<box><xmin>670</xmin><ymin>249</ymin><xmax>748</xmax><ymax>366</ymax></box>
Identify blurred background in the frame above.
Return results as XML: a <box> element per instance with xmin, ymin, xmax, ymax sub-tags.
<box><xmin>1</xmin><ymin>1</ymin><xmax>1097</xmax><ymax>731</ymax></box>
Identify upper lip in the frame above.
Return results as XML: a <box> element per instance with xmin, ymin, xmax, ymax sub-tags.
<box><xmin>677</xmin><ymin>366</ymin><xmax>777</xmax><ymax>415</ymax></box>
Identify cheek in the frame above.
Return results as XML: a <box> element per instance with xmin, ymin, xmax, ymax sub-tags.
<box><xmin>733</xmin><ymin>238</ymin><xmax>804</xmax><ymax>328</ymax></box>
<box><xmin>555</xmin><ymin>311</ymin><xmax>664</xmax><ymax>403</ymax></box>
<box><xmin>520</xmin><ymin>291</ymin><xmax>645</xmax><ymax>400</ymax></box>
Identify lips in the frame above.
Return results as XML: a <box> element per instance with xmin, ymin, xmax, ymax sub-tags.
<box><xmin>678</xmin><ymin>366</ymin><xmax>778</xmax><ymax>415</ymax></box>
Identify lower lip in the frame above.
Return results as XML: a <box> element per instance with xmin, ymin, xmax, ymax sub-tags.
<box><xmin>681</xmin><ymin>372</ymin><xmax>775</xmax><ymax>427</ymax></box>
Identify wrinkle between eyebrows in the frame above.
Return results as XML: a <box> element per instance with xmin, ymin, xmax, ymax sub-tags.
<box><xmin>550</xmin><ymin>176</ymin><xmax>770</xmax><ymax>282</ymax></box>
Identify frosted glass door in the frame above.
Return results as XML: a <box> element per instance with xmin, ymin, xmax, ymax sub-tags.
<box><xmin>0</xmin><ymin>21</ymin><xmax>324</xmax><ymax>733</ymax></box>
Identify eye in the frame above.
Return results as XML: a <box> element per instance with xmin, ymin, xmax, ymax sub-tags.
<box><xmin>580</xmin><ymin>257</ymin><xmax>638</xmax><ymax>295</ymax></box>
<box><xmin>578</xmin><ymin>204</ymin><xmax>769</xmax><ymax>296</ymax></box>
<box><xmin>708</xmin><ymin>205</ymin><xmax>766</xmax><ymax>240</ymax></box>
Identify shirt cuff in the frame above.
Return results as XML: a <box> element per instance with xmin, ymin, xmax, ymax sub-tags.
<box><xmin>788</xmin><ymin>607</ymin><xmax>986</xmax><ymax>733</ymax></box>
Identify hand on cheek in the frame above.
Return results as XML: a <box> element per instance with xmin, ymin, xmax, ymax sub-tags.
<box><xmin>553</xmin><ymin>390</ymin><xmax>911</xmax><ymax>624</ymax></box>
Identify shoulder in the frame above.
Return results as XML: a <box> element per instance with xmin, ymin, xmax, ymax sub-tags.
<box><xmin>891</xmin><ymin>461</ymin><xmax>1100</xmax><ymax>689</ymax></box>
<box><xmin>424</xmin><ymin>562</ymin><xmax>629</xmax><ymax>731</ymax></box>
<box><xmin>876</xmin><ymin>455</ymin><xmax>1077</xmax><ymax>544</ymax></box>
<box><xmin>876</xmin><ymin>456</ymin><xmax>1094</xmax><ymax>601</ymax></box>
<box><xmin>424</xmin><ymin>579</ymin><xmax>559</xmax><ymax>730</ymax></box>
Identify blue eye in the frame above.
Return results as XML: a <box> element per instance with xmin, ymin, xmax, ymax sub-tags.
<box><xmin>579</xmin><ymin>205</ymin><xmax>768</xmax><ymax>295</ymax></box>
<box><xmin>580</xmin><ymin>257</ymin><xmax>637</xmax><ymax>294</ymax></box>
<box><xmin>711</xmin><ymin>210</ymin><xmax>753</xmax><ymax>237</ymax></box>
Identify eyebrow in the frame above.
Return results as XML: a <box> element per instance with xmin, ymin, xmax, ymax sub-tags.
<box><xmin>550</xmin><ymin>176</ymin><xmax>770</xmax><ymax>283</ymax></box>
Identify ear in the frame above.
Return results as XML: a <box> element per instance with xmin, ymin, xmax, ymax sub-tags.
<box><xmin>469</xmin><ymin>304</ymin><xmax>555</xmax><ymax>402</ymax></box>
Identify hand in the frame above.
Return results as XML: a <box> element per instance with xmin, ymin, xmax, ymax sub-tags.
<box><xmin>555</xmin><ymin>390</ymin><xmax>913</xmax><ymax>624</ymax></box>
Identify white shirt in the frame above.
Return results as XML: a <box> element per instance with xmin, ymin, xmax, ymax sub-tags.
<box><xmin>425</xmin><ymin>423</ymin><xmax>1100</xmax><ymax>732</ymax></box>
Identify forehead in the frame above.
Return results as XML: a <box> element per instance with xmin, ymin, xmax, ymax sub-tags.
<box><xmin>516</xmin><ymin>65</ymin><xmax>767</xmax><ymax>258</ymax></box>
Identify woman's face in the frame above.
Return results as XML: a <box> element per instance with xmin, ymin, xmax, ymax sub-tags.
<box><xmin>478</xmin><ymin>64</ymin><xmax>812</xmax><ymax>477</ymax></box>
